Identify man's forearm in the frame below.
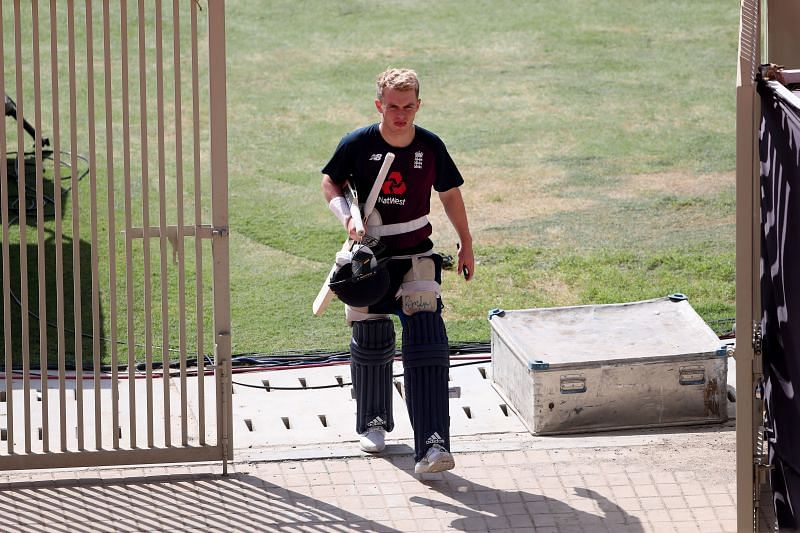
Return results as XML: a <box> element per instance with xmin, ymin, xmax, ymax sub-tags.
<box><xmin>322</xmin><ymin>174</ymin><xmax>352</xmax><ymax>230</ymax></box>
<box><xmin>321</xmin><ymin>174</ymin><xmax>344</xmax><ymax>202</ymax></box>
<box><xmin>439</xmin><ymin>188</ymin><xmax>472</xmax><ymax>245</ymax></box>
<box><xmin>439</xmin><ymin>186</ymin><xmax>475</xmax><ymax>280</ymax></box>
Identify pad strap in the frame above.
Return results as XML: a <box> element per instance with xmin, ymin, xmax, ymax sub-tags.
<box><xmin>390</xmin><ymin>249</ymin><xmax>434</xmax><ymax>260</ymax></box>
<box><xmin>402</xmin><ymin>311</ymin><xmax>449</xmax><ymax>368</ymax></box>
<box><xmin>395</xmin><ymin>281</ymin><xmax>441</xmax><ymax>298</ymax></box>
<box><xmin>351</xmin><ymin>319</ymin><xmax>396</xmax><ymax>366</ymax></box>
<box><xmin>346</xmin><ymin>305</ymin><xmax>389</xmax><ymax>324</ymax></box>
<box><xmin>369</xmin><ymin>215</ymin><xmax>429</xmax><ymax>237</ymax></box>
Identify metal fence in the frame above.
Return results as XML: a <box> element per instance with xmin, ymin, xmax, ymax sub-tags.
<box><xmin>0</xmin><ymin>0</ymin><xmax>231</xmax><ymax>471</ymax></box>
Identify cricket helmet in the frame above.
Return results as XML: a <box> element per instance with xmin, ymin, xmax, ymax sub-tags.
<box><xmin>329</xmin><ymin>243</ymin><xmax>390</xmax><ymax>307</ymax></box>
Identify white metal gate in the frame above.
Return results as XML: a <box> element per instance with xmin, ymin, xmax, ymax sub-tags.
<box><xmin>0</xmin><ymin>0</ymin><xmax>232</xmax><ymax>470</ymax></box>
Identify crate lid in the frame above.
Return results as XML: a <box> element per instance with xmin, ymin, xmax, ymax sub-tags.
<box><xmin>488</xmin><ymin>296</ymin><xmax>725</xmax><ymax>370</ymax></box>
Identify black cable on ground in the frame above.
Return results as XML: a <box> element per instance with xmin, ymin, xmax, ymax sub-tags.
<box><xmin>230</xmin><ymin>358</ymin><xmax>491</xmax><ymax>391</ymax></box>
<box><xmin>6</xmin><ymin>341</ymin><xmax>493</xmax><ymax>373</ymax></box>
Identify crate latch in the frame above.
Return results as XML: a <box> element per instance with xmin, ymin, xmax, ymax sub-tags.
<box><xmin>679</xmin><ymin>366</ymin><xmax>706</xmax><ymax>385</ymax></box>
<box><xmin>487</xmin><ymin>308</ymin><xmax>506</xmax><ymax>320</ymax></box>
<box><xmin>560</xmin><ymin>375</ymin><xmax>586</xmax><ymax>394</ymax></box>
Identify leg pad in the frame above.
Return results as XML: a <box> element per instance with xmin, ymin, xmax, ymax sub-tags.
<box><xmin>350</xmin><ymin>319</ymin><xmax>396</xmax><ymax>434</ymax></box>
<box><xmin>402</xmin><ymin>311</ymin><xmax>449</xmax><ymax>368</ymax></box>
<box><xmin>401</xmin><ymin>311</ymin><xmax>450</xmax><ymax>461</ymax></box>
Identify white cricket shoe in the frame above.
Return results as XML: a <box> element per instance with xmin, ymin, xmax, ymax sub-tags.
<box><xmin>359</xmin><ymin>427</ymin><xmax>386</xmax><ymax>453</ymax></box>
<box><xmin>414</xmin><ymin>444</ymin><xmax>455</xmax><ymax>473</ymax></box>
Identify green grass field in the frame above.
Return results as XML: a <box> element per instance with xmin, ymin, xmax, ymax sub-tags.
<box><xmin>1</xmin><ymin>0</ymin><xmax>740</xmax><ymax>362</ymax></box>
<box><xmin>226</xmin><ymin>0</ymin><xmax>739</xmax><ymax>354</ymax></box>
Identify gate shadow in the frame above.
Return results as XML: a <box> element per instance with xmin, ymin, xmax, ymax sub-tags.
<box><xmin>0</xmin><ymin>471</ymin><xmax>397</xmax><ymax>532</ymax></box>
<box><xmin>0</xmin><ymin>151</ymin><xmax>102</xmax><ymax>369</ymax></box>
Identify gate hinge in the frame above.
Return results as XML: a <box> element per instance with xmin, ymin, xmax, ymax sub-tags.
<box><xmin>752</xmin><ymin>322</ymin><xmax>762</xmax><ymax>355</ymax></box>
<box><xmin>754</xmin><ymin>424</ymin><xmax>773</xmax><ymax>484</ymax></box>
<box><xmin>754</xmin><ymin>377</ymin><xmax>765</xmax><ymax>400</ymax></box>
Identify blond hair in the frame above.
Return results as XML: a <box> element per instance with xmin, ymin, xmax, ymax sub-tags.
<box><xmin>375</xmin><ymin>68</ymin><xmax>419</xmax><ymax>101</ymax></box>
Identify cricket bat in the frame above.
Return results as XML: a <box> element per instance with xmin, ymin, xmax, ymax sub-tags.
<box><xmin>312</xmin><ymin>152</ymin><xmax>395</xmax><ymax>316</ymax></box>
<box><xmin>344</xmin><ymin>182</ymin><xmax>365</xmax><ymax>238</ymax></box>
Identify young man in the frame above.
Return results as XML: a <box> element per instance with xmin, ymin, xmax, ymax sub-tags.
<box><xmin>321</xmin><ymin>68</ymin><xmax>474</xmax><ymax>473</ymax></box>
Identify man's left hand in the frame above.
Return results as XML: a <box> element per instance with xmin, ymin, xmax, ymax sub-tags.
<box><xmin>457</xmin><ymin>242</ymin><xmax>474</xmax><ymax>281</ymax></box>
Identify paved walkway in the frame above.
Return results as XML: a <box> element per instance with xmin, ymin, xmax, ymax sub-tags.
<box><xmin>0</xmin><ymin>426</ymin><xmax>742</xmax><ymax>532</ymax></box>
<box><xmin>0</xmin><ymin>355</ymin><xmax>775</xmax><ymax>531</ymax></box>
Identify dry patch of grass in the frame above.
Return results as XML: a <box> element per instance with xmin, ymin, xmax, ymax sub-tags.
<box><xmin>609</xmin><ymin>170</ymin><xmax>734</xmax><ymax>199</ymax></box>
<box><xmin>441</xmin><ymin>262</ymin><xmax>577</xmax><ymax>323</ymax></box>
<box><xmin>524</xmin><ymin>272</ymin><xmax>576</xmax><ymax>307</ymax></box>
<box><xmin>428</xmin><ymin>165</ymin><xmax>598</xmax><ymax>247</ymax></box>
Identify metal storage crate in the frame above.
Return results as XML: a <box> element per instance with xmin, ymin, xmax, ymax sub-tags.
<box><xmin>488</xmin><ymin>296</ymin><xmax>728</xmax><ymax>435</ymax></box>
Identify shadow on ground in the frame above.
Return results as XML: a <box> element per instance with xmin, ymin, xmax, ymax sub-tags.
<box><xmin>0</xmin><ymin>461</ymin><xmax>648</xmax><ymax>532</ymax></box>
<box><xmin>412</xmin><ymin>470</ymin><xmax>645</xmax><ymax>531</ymax></box>
<box><xmin>0</xmin><ymin>471</ymin><xmax>399</xmax><ymax>532</ymax></box>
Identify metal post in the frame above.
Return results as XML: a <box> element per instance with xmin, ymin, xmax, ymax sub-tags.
<box><xmin>207</xmin><ymin>0</ymin><xmax>232</xmax><ymax>469</ymax></box>
<box><xmin>735</xmin><ymin>0</ymin><xmax>761</xmax><ymax>530</ymax></box>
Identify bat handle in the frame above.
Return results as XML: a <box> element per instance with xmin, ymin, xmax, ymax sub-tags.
<box><xmin>350</xmin><ymin>205</ymin><xmax>365</xmax><ymax>237</ymax></box>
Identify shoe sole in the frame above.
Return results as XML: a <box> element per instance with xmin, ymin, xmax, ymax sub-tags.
<box><xmin>359</xmin><ymin>430</ymin><xmax>386</xmax><ymax>453</ymax></box>
<box><xmin>359</xmin><ymin>439</ymin><xmax>386</xmax><ymax>453</ymax></box>
<box><xmin>415</xmin><ymin>454</ymin><xmax>455</xmax><ymax>474</ymax></box>
<box><xmin>360</xmin><ymin>444</ymin><xmax>385</xmax><ymax>453</ymax></box>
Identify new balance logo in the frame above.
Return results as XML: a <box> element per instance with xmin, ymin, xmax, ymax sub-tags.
<box><xmin>425</xmin><ymin>432</ymin><xmax>445</xmax><ymax>445</ymax></box>
<box><xmin>369</xmin><ymin>153</ymin><xmax>383</xmax><ymax>161</ymax></box>
<box><xmin>367</xmin><ymin>416</ymin><xmax>386</xmax><ymax>427</ymax></box>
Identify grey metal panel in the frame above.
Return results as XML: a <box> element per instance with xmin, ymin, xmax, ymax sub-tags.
<box><xmin>530</xmin><ymin>358</ymin><xmax>727</xmax><ymax>434</ymax></box>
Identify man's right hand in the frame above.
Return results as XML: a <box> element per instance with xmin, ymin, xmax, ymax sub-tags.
<box><xmin>347</xmin><ymin>217</ymin><xmax>366</xmax><ymax>241</ymax></box>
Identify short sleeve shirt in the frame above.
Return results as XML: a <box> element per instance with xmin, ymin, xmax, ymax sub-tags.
<box><xmin>322</xmin><ymin>123</ymin><xmax>463</xmax><ymax>254</ymax></box>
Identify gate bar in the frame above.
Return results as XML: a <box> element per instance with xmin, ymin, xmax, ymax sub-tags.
<box><xmin>47</xmin><ymin>0</ymin><xmax>68</xmax><ymax>454</ymax></box>
<box><xmin>0</xmin><ymin>445</ymin><xmax>223</xmax><ymax>471</ymax></box>
<box><xmin>66</xmin><ymin>0</ymin><xmax>86</xmax><ymax>452</ymax></box>
<box><xmin>85</xmin><ymin>0</ymin><xmax>104</xmax><ymax>452</ymax></box>
<box><xmin>13</xmin><ymin>0</ymin><xmax>31</xmax><ymax>455</ymax></box>
<box><xmin>154</xmin><ymin>0</ymin><xmax>172</xmax><ymax>447</ymax></box>
<box><xmin>172</xmin><ymin>0</ymin><xmax>190</xmax><ymax>447</ymax></box>
<box><xmin>101</xmin><ymin>0</ymin><xmax>121</xmax><ymax>451</ymax></box>
<box><xmin>190</xmin><ymin>0</ymin><xmax>206</xmax><ymax>445</ymax></box>
<box><xmin>136</xmin><ymin>0</ymin><xmax>155</xmax><ymax>449</ymax></box>
<box><xmin>31</xmin><ymin>0</ymin><xmax>50</xmax><ymax>454</ymax></box>
<box><xmin>0</xmin><ymin>0</ymin><xmax>13</xmax><ymax>456</ymax></box>
<box><xmin>120</xmin><ymin>0</ymin><xmax>137</xmax><ymax>450</ymax></box>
